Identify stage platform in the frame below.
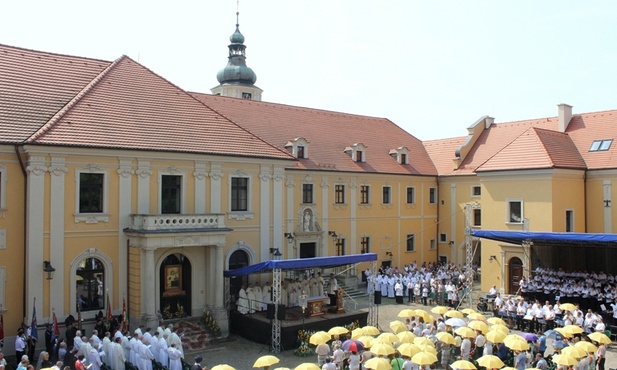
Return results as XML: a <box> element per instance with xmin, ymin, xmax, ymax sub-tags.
<box><xmin>230</xmin><ymin>306</ymin><xmax>369</xmax><ymax>350</ymax></box>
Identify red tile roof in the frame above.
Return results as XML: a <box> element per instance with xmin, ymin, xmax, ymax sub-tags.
<box><xmin>565</xmin><ymin>110</ymin><xmax>617</xmax><ymax>170</ymax></box>
<box><xmin>191</xmin><ymin>94</ymin><xmax>438</xmax><ymax>176</ymax></box>
<box><xmin>0</xmin><ymin>44</ymin><xmax>111</xmax><ymax>143</ymax></box>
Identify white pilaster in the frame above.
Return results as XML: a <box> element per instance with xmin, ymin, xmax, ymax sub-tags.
<box><xmin>259</xmin><ymin>166</ymin><xmax>272</xmax><ymax>262</ymax></box>
<box><xmin>349</xmin><ymin>178</ymin><xmax>357</xmax><ymax>254</ymax></box>
<box><xmin>194</xmin><ymin>163</ymin><xmax>208</xmax><ymax>214</ymax></box>
<box><xmin>136</xmin><ymin>161</ymin><xmax>152</xmax><ymax>214</ymax></box>
<box><xmin>285</xmin><ymin>176</ymin><xmax>295</xmax><ymax>258</ymax></box>
<box><xmin>142</xmin><ymin>247</ymin><xmax>158</xmax><ymax>327</ymax></box>
<box><xmin>321</xmin><ymin>177</ymin><xmax>329</xmax><ymax>256</ymax></box>
<box><xmin>215</xmin><ymin>244</ymin><xmax>224</xmax><ymax>308</ymax></box>
<box><xmin>604</xmin><ymin>180</ymin><xmax>612</xmax><ymax>233</ymax></box>
<box><xmin>117</xmin><ymin>160</ymin><xmax>134</xmax><ymax>302</ymax></box>
<box><xmin>273</xmin><ymin>168</ymin><xmax>284</xmax><ymax>255</ymax></box>
<box><xmin>210</xmin><ymin>165</ymin><xmax>222</xmax><ymax>213</ymax></box>
<box><xmin>49</xmin><ymin>157</ymin><xmax>67</xmax><ymax>316</ymax></box>
<box><xmin>206</xmin><ymin>246</ymin><xmax>216</xmax><ymax>306</ymax></box>
<box><xmin>450</xmin><ymin>183</ymin><xmax>457</xmax><ymax>263</ymax></box>
<box><xmin>26</xmin><ymin>156</ymin><xmax>47</xmax><ymax>321</ymax></box>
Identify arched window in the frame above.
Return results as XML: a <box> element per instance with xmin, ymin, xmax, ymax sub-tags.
<box><xmin>76</xmin><ymin>257</ymin><xmax>105</xmax><ymax>311</ymax></box>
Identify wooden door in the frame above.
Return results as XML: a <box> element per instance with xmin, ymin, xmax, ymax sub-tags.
<box><xmin>508</xmin><ymin>257</ymin><xmax>523</xmax><ymax>295</ymax></box>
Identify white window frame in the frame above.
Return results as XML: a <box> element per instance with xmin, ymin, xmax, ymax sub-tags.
<box><xmin>74</xmin><ymin>167</ymin><xmax>110</xmax><ymax>224</ymax></box>
<box><xmin>228</xmin><ymin>173</ymin><xmax>254</xmax><ymax>219</ymax></box>
<box><xmin>158</xmin><ymin>170</ymin><xmax>186</xmax><ymax>214</ymax></box>
<box><xmin>429</xmin><ymin>239</ymin><xmax>436</xmax><ymax>250</ymax></box>
<box><xmin>439</xmin><ymin>233</ymin><xmax>448</xmax><ymax>243</ymax></box>
<box><xmin>471</xmin><ymin>185</ymin><xmax>481</xmax><ymax>197</ymax></box>
<box><xmin>406</xmin><ymin>234</ymin><xmax>416</xmax><ymax>252</ymax></box>
<box><xmin>506</xmin><ymin>198</ymin><xmax>523</xmax><ymax>224</ymax></box>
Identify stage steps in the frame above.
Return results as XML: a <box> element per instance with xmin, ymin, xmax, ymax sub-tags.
<box><xmin>337</xmin><ymin>281</ymin><xmax>368</xmax><ymax>299</ymax></box>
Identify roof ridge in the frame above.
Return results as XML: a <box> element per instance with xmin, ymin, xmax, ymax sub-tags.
<box><xmin>26</xmin><ymin>55</ymin><xmax>127</xmax><ymax>143</ymax></box>
<box><xmin>531</xmin><ymin>127</ymin><xmax>557</xmax><ymax>167</ymax></box>
<box><xmin>0</xmin><ymin>42</ymin><xmax>111</xmax><ymax>64</ymax></box>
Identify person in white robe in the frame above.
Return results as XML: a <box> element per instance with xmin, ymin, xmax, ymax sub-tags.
<box><xmin>142</xmin><ymin>329</ymin><xmax>153</xmax><ymax>347</ymax></box>
<box><xmin>237</xmin><ymin>286</ymin><xmax>249</xmax><ymax>314</ymax></box>
<box><xmin>111</xmin><ymin>337</ymin><xmax>126</xmax><ymax>370</ymax></box>
<box><xmin>121</xmin><ymin>332</ymin><xmax>131</xmax><ymax>364</ymax></box>
<box><xmin>253</xmin><ymin>282</ymin><xmax>264</xmax><ymax>311</ymax></box>
<box><xmin>102</xmin><ymin>332</ymin><xmax>112</xmax><ymax>366</ymax></box>
<box><xmin>309</xmin><ymin>274</ymin><xmax>319</xmax><ymax>296</ymax></box>
<box><xmin>164</xmin><ymin>328</ymin><xmax>173</xmax><ymax>347</ymax></box>
<box><xmin>168</xmin><ymin>328</ymin><xmax>183</xmax><ymax>359</ymax></box>
<box><xmin>150</xmin><ymin>332</ymin><xmax>160</xmax><ymax>363</ymax></box>
<box><xmin>287</xmin><ymin>280</ymin><xmax>296</xmax><ymax>307</ymax></box>
<box><xmin>79</xmin><ymin>336</ymin><xmax>93</xmax><ymax>358</ymax></box>
<box><xmin>263</xmin><ymin>282</ymin><xmax>272</xmax><ymax>309</ymax></box>
<box><xmin>280</xmin><ymin>284</ymin><xmax>288</xmax><ymax>307</ymax></box>
<box><xmin>73</xmin><ymin>332</ymin><xmax>83</xmax><ymax>354</ymax></box>
<box><xmin>138</xmin><ymin>339</ymin><xmax>154</xmax><ymax>370</ymax></box>
<box><xmin>158</xmin><ymin>333</ymin><xmax>169</xmax><ymax>368</ymax></box>
<box><xmin>129</xmin><ymin>335</ymin><xmax>140</xmax><ymax>365</ymax></box>
<box><xmin>317</xmin><ymin>273</ymin><xmax>326</xmax><ymax>296</ymax></box>
<box><xmin>328</xmin><ymin>274</ymin><xmax>338</xmax><ymax>295</ymax></box>
<box><xmin>388</xmin><ymin>276</ymin><xmax>395</xmax><ymax>298</ymax></box>
<box><xmin>167</xmin><ymin>344</ymin><xmax>182</xmax><ymax>370</ymax></box>
<box><xmin>246</xmin><ymin>284</ymin><xmax>256</xmax><ymax>313</ymax></box>
<box><xmin>88</xmin><ymin>344</ymin><xmax>103</xmax><ymax>370</ymax></box>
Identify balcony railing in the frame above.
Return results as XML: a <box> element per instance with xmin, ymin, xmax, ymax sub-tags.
<box><xmin>128</xmin><ymin>214</ymin><xmax>226</xmax><ymax>231</ymax></box>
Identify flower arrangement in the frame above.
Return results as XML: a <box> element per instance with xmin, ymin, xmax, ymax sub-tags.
<box><xmin>294</xmin><ymin>329</ymin><xmax>314</xmax><ymax>357</ymax></box>
<box><xmin>175</xmin><ymin>302</ymin><xmax>186</xmax><ymax>318</ymax></box>
<box><xmin>202</xmin><ymin>309</ymin><xmax>221</xmax><ymax>336</ymax></box>
<box><xmin>345</xmin><ymin>320</ymin><xmax>360</xmax><ymax>332</ymax></box>
<box><xmin>162</xmin><ymin>304</ymin><xmax>173</xmax><ymax>319</ymax></box>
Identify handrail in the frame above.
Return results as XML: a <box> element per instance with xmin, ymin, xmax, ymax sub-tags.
<box><xmin>342</xmin><ymin>289</ymin><xmax>358</xmax><ymax>311</ymax></box>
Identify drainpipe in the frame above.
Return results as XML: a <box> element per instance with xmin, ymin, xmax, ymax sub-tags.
<box><xmin>14</xmin><ymin>144</ymin><xmax>27</xmax><ymax>321</ymax></box>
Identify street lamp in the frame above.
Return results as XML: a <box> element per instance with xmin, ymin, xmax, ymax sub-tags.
<box><xmin>43</xmin><ymin>261</ymin><xmax>56</xmax><ymax>280</ymax></box>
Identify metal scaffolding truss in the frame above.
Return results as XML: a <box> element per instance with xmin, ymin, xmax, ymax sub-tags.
<box><xmin>367</xmin><ymin>260</ymin><xmax>377</xmax><ymax>326</ymax></box>
<box><xmin>271</xmin><ymin>267</ymin><xmax>282</xmax><ymax>353</ymax></box>
<box><xmin>463</xmin><ymin>201</ymin><xmax>481</xmax><ymax>309</ymax></box>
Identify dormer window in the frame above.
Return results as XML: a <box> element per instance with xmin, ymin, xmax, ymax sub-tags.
<box><xmin>344</xmin><ymin>143</ymin><xmax>367</xmax><ymax>163</ymax></box>
<box><xmin>285</xmin><ymin>137</ymin><xmax>310</xmax><ymax>159</ymax></box>
<box><xmin>389</xmin><ymin>146</ymin><xmax>409</xmax><ymax>164</ymax></box>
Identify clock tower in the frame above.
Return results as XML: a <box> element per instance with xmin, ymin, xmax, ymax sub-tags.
<box><xmin>211</xmin><ymin>12</ymin><xmax>263</xmax><ymax>101</ymax></box>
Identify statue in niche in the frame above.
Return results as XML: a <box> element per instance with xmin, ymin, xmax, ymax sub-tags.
<box><xmin>303</xmin><ymin>210</ymin><xmax>312</xmax><ymax>232</ymax></box>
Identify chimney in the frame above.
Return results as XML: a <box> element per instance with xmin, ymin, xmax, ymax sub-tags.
<box><xmin>558</xmin><ymin>103</ymin><xmax>572</xmax><ymax>132</ymax></box>
<box><xmin>485</xmin><ymin>116</ymin><xmax>495</xmax><ymax>129</ymax></box>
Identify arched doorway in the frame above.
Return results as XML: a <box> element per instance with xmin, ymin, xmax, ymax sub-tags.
<box><xmin>508</xmin><ymin>257</ymin><xmax>523</xmax><ymax>295</ymax></box>
<box><xmin>229</xmin><ymin>250</ymin><xmax>249</xmax><ymax>305</ymax></box>
<box><xmin>159</xmin><ymin>253</ymin><xmax>191</xmax><ymax>319</ymax></box>
<box><xmin>76</xmin><ymin>257</ymin><xmax>106</xmax><ymax>312</ymax></box>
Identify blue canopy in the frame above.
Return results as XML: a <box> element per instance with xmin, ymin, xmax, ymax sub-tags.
<box><xmin>224</xmin><ymin>253</ymin><xmax>377</xmax><ymax>277</ymax></box>
<box><xmin>471</xmin><ymin>229</ymin><xmax>617</xmax><ymax>247</ymax></box>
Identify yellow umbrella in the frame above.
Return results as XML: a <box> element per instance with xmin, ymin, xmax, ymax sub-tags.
<box><xmin>563</xmin><ymin>324</ymin><xmax>584</xmax><ymax>335</ymax></box>
<box><xmin>418</xmin><ymin>344</ymin><xmax>437</xmax><ymax>355</ymax></box>
<box><xmin>451</xmin><ymin>360</ymin><xmax>477</xmax><ymax>370</ymax></box>
<box><xmin>363</xmin><ymin>358</ymin><xmax>392</xmax><ymax>370</ymax></box>
<box><xmin>362</xmin><ymin>325</ymin><xmax>381</xmax><ymax>336</ymax></box>
<box><xmin>253</xmin><ymin>356</ymin><xmax>280</xmax><ymax>368</ymax></box>
<box><xmin>467</xmin><ymin>320</ymin><xmax>489</xmax><ymax>334</ymax></box>
<box><xmin>477</xmin><ymin>355</ymin><xmax>504</xmax><ymax>369</ymax></box>
<box><xmin>396</xmin><ymin>331</ymin><xmax>417</xmax><ymax>344</ymax></box>
<box><xmin>212</xmin><ymin>365</ymin><xmax>235</xmax><ymax>370</ymax></box>
<box><xmin>328</xmin><ymin>326</ymin><xmax>349</xmax><ymax>336</ymax></box>
<box><xmin>411</xmin><ymin>352</ymin><xmax>438</xmax><ymax>366</ymax></box>
<box><xmin>377</xmin><ymin>332</ymin><xmax>399</xmax><ymax>344</ymax></box>
<box><xmin>370</xmin><ymin>342</ymin><xmax>396</xmax><ymax>356</ymax></box>
<box><xmin>398</xmin><ymin>309</ymin><xmax>417</xmax><ymax>318</ymax></box>
<box><xmin>485</xmin><ymin>330</ymin><xmax>507</xmax><ymax>344</ymax></box>
<box><xmin>413</xmin><ymin>337</ymin><xmax>434</xmax><ymax>347</ymax></box>
<box><xmin>489</xmin><ymin>324</ymin><xmax>509</xmax><ymax>334</ymax></box>
<box><xmin>454</xmin><ymin>326</ymin><xmax>476</xmax><ymax>339</ymax></box>
<box><xmin>444</xmin><ymin>310</ymin><xmax>464</xmax><ymax>318</ymax></box>
<box><xmin>397</xmin><ymin>343</ymin><xmax>421</xmax><ymax>358</ymax></box>
<box><xmin>309</xmin><ymin>331</ymin><xmax>331</xmax><ymax>345</ymax></box>
<box><xmin>554</xmin><ymin>327</ymin><xmax>573</xmax><ymax>338</ymax></box>
<box><xmin>574</xmin><ymin>340</ymin><xmax>598</xmax><ymax>353</ymax></box>
<box><xmin>588</xmin><ymin>331</ymin><xmax>611</xmax><ymax>344</ymax></box>
<box><xmin>294</xmin><ymin>364</ymin><xmax>320</xmax><ymax>370</ymax></box>
<box><xmin>561</xmin><ymin>345</ymin><xmax>587</xmax><ymax>359</ymax></box>
<box><xmin>389</xmin><ymin>321</ymin><xmax>408</xmax><ymax>334</ymax></box>
<box><xmin>351</xmin><ymin>328</ymin><xmax>365</xmax><ymax>339</ymax></box>
<box><xmin>505</xmin><ymin>339</ymin><xmax>529</xmax><ymax>351</ymax></box>
<box><xmin>431</xmin><ymin>306</ymin><xmax>450</xmax><ymax>315</ymax></box>
<box><xmin>467</xmin><ymin>312</ymin><xmax>487</xmax><ymax>321</ymax></box>
<box><xmin>414</xmin><ymin>309</ymin><xmax>432</xmax><ymax>322</ymax></box>
<box><xmin>559</xmin><ymin>303</ymin><xmax>577</xmax><ymax>311</ymax></box>
<box><xmin>503</xmin><ymin>334</ymin><xmax>525</xmax><ymax>344</ymax></box>
<box><xmin>460</xmin><ymin>308</ymin><xmax>476</xmax><ymax>315</ymax></box>
<box><xmin>357</xmin><ymin>336</ymin><xmax>375</xmax><ymax>348</ymax></box>
<box><xmin>487</xmin><ymin>317</ymin><xmax>506</xmax><ymax>326</ymax></box>
<box><xmin>435</xmin><ymin>331</ymin><xmax>456</xmax><ymax>345</ymax></box>
<box><xmin>551</xmin><ymin>354</ymin><xmax>578</xmax><ymax>366</ymax></box>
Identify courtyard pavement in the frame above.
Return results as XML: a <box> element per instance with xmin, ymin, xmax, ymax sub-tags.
<box><xmin>194</xmin><ymin>293</ymin><xmax>617</xmax><ymax>369</ymax></box>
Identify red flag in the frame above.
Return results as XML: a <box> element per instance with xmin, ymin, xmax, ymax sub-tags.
<box><xmin>106</xmin><ymin>291</ymin><xmax>112</xmax><ymax>322</ymax></box>
<box><xmin>121</xmin><ymin>296</ymin><xmax>127</xmax><ymax>332</ymax></box>
<box><xmin>52</xmin><ymin>311</ymin><xmax>60</xmax><ymax>337</ymax></box>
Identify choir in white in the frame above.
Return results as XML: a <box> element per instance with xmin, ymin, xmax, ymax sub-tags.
<box><xmin>70</xmin><ymin>326</ymin><xmax>185</xmax><ymax>370</ymax></box>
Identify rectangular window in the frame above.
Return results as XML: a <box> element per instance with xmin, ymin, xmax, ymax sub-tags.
<box><xmin>429</xmin><ymin>188</ymin><xmax>437</xmax><ymax>204</ymax></box>
<box><xmin>430</xmin><ymin>239</ymin><xmax>436</xmax><ymax>250</ymax></box>
<box><xmin>406</xmin><ymin>234</ymin><xmax>415</xmax><ymax>252</ymax></box>
<box><xmin>472</xmin><ymin>185</ymin><xmax>481</xmax><ymax>197</ymax></box>
<box><xmin>302</xmin><ymin>184</ymin><xmax>313</xmax><ymax>204</ymax></box>
<box><xmin>242</xmin><ymin>92</ymin><xmax>252</xmax><ymax>99</ymax></box>
<box><xmin>297</xmin><ymin>146</ymin><xmax>305</xmax><ymax>159</ymax></box>
<box><xmin>400</xmin><ymin>153</ymin><xmax>407</xmax><ymax>164</ymax></box>
<box><xmin>508</xmin><ymin>200</ymin><xmax>523</xmax><ymax>223</ymax></box>
<box><xmin>79</xmin><ymin>173</ymin><xmax>104</xmax><ymax>213</ymax></box>
<box><xmin>336</xmin><ymin>238</ymin><xmax>346</xmax><ymax>256</ymax></box>
<box><xmin>161</xmin><ymin>175</ymin><xmax>182</xmax><ymax>214</ymax></box>
<box><xmin>382</xmin><ymin>186</ymin><xmax>391</xmax><ymax>204</ymax></box>
<box><xmin>590</xmin><ymin>139</ymin><xmax>613</xmax><ymax>151</ymax></box>
<box><xmin>473</xmin><ymin>209</ymin><xmax>482</xmax><ymax>226</ymax></box>
<box><xmin>566</xmin><ymin>210</ymin><xmax>574</xmax><ymax>232</ymax></box>
<box><xmin>406</xmin><ymin>187</ymin><xmax>415</xmax><ymax>204</ymax></box>
<box><xmin>439</xmin><ymin>233</ymin><xmax>447</xmax><ymax>243</ymax></box>
<box><xmin>335</xmin><ymin>184</ymin><xmax>345</xmax><ymax>204</ymax></box>
<box><xmin>231</xmin><ymin>177</ymin><xmax>249</xmax><ymax>211</ymax></box>
<box><xmin>360</xmin><ymin>185</ymin><xmax>370</xmax><ymax>204</ymax></box>
<box><xmin>356</xmin><ymin>151</ymin><xmax>363</xmax><ymax>162</ymax></box>
<box><xmin>361</xmin><ymin>236</ymin><xmax>370</xmax><ymax>254</ymax></box>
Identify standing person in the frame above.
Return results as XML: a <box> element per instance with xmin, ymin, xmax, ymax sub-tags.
<box><xmin>395</xmin><ymin>280</ymin><xmax>404</xmax><ymax>304</ymax></box>
<box><xmin>15</xmin><ymin>330</ymin><xmax>27</xmax><ymax>362</ymax></box>
<box><xmin>167</xmin><ymin>344</ymin><xmax>182</xmax><ymax>370</ymax></box>
<box><xmin>596</xmin><ymin>342</ymin><xmax>606</xmax><ymax>370</ymax></box>
<box><xmin>440</xmin><ymin>343</ymin><xmax>451</xmax><ymax>370</ymax></box>
<box><xmin>347</xmin><ymin>351</ymin><xmax>360</xmax><ymax>370</ymax></box>
<box><xmin>322</xmin><ymin>358</ymin><xmax>336</xmax><ymax>370</ymax></box>
<box><xmin>73</xmin><ymin>355</ymin><xmax>86</xmax><ymax>370</ymax></box>
<box><xmin>45</xmin><ymin>324</ymin><xmax>55</xmax><ymax>359</ymax></box>
<box><xmin>460</xmin><ymin>337</ymin><xmax>471</xmax><ymax>360</ymax></box>
<box><xmin>191</xmin><ymin>356</ymin><xmax>206</xmax><ymax>370</ymax></box>
<box><xmin>332</xmin><ymin>345</ymin><xmax>344</xmax><ymax>370</ymax></box>
<box><xmin>534</xmin><ymin>353</ymin><xmax>548</xmax><ymax>370</ymax></box>
<box><xmin>111</xmin><ymin>337</ymin><xmax>126</xmax><ymax>370</ymax></box>
<box><xmin>88</xmin><ymin>344</ymin><xmax>102</xmax><ymax>370</ymax></box>
<box><xmin>316</xmin><ymin>343</ymin><xmax>330</xmax><ymax>366</ymax></box>
<box><xmin>514</xmin><ymin>351</ymin><xmax>527</xmax><ymax>370</ymax></box>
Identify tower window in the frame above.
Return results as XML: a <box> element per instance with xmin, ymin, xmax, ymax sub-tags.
<box><xmin>356</xmin><ymin>151</ymin><xmax>363</xmax><ymax>162</ymax></box>
<box><xmin>242</xmin><ymin>92</ymin><xmax>252</xmax><ymax>99</ymax></box>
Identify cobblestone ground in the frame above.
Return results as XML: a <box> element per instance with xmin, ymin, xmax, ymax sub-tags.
<box><xmin>197</xmin><ymin>292</ymin><xmax>616</xmax><ymax>369</ymax></box>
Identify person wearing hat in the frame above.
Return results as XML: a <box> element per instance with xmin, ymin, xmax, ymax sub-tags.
<box><xmin>191</xmin><ymin>355</ymin><xmax>206</xmax><ymax>370</ymax></box>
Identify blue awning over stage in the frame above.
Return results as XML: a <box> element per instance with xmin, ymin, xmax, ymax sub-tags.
<box><xmin>471</xmin><ymin>229</ymin><xmax>617</xmax><ymax>247</ymax></box>
<box><xmin>224</xmin><ymin>253</ymin><xmax>378</xmax><ymax>277</ymax></box>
